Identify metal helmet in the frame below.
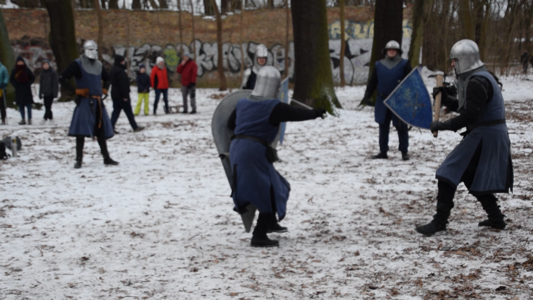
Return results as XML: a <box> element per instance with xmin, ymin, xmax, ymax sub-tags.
<box><xmin>254</xmin><ymin>44</ymin><xmax>269</xmax><ymax>71</ymax></box>
<box><xmin>449</xmin><ymin>39</ymin><xmax>484</xmax><ymax>74</ymax></box>
<box><xmin>83</xmin><ymin>40</ymin><xmax>98</xmax><ymax>60</ymax></box>
<box><xmin>251</xmin><ymin>66</ymin><xmax>280</xmax><ymax>98</ymax></box>
<box><xmin>382</xmin><ymin>40</ymin><xmax>402</xmax><ymax>55</ymax></box>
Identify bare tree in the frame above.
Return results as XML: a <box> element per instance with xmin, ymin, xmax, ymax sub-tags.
<box><xmin>240</xmin><ymin>0</ymin><xmax>245</xmax><ymax>84</ymax></box>
<box><xmin>0</xmin><ymin>8</ymin><xmax>16</xmax><ymax>107</ymax></box>
<box><xmin>368</xmin><ymin>0</ymin><xmax>403</xmax><ymax>84</ymax></box>
<box><xmin>284</xmin><ymin>0</ymin><xmax>290</xmax><ymax>78</ymax></box>
<box><xmin>204</xmin><ymin>0</ymin><xmax>215</xmax><ymax>15</ymax></box>
<box><xmin>94</xmin><ymin>0</ymin><xmax>104</xmax><ymax>61</ymax></box>
<box><xmin>459</xmin><ymin>0</ymin><xmax>475</xmax><ymax>40</ymax></box>
<box><xmin>408</xmin><ymin>0</ymin><xmax>433</xmax><ymax>68</ymax></box>
<box><xmin>291</xmin><ymin>0</ymin><xmax>341</xmax><ymax>112</ymax></box>
<box><xmin>43</xmin><ymin>0</ymin><xmax>80</xmax><ymax>100</ymax></box>
<box><xmin>132</xmin><ymin>0</ymin><xmax>142</xmax><ymax>9</ymax></box>
<box><xmin>178</xmin><ymin>0</ymin><xmax>184</xmax><ymax>56</ymax></box>
<box><xmin>339</xmin><ymin>0</ymin><xmax>346</xmax><ymax>86</ymax></box>
<box><xmin>190</xmin><ymin>0</ymin><xmax>197</xmax><ymax>60</ymax></box>
<box><xmin>108</xmin><ymin>0</ymin><xmax>119</xmax><ymax>8</ymax></box>
<box><xmin>211</xmin><ymin>0</ymin><xmax>228</xmax><ymax>90</ymax></box>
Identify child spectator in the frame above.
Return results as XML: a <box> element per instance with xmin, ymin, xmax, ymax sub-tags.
<box><xmin>39</xmin><ymin>59</ymin><xmax>59</xmax><ymax>123</ymax></box>
<box><xmin>135</xmin><ymin>64</ymin><xmax>150</xmax><ymax>116</ymax></box>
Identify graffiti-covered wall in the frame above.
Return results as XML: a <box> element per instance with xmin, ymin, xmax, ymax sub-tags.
<box><xmin>5</xmin><ymin>7</ymin><xmax>413</xmax><ymax>86</ymax></box>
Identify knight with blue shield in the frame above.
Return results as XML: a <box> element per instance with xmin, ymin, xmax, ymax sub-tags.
<box><xmin>228</xmin><ymin>66</ymin><xmax>327</xmax><ymax>247</ymax></box>
<box><xmin>59</xmin><ymin>40</ymin><xmax>118</xmax><ymax>169</ymax></box>
<box><xmin>416</xmin><ymin>39</ymin><xmax>513</xmax><ymax>236</ymax></box>
<box><xmin>362</xmin><ymin>40</ymin><xmax>413</xmax><ymax>161</ymax></box>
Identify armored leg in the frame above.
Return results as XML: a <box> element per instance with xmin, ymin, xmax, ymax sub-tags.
<box><xmin>251</xmin><ymin>213</ymin><xmax>279</xmax><ymax>247</ymax></box>
<box><xmin>75</xmin><ymin>136</ymin><xmax>84</xmax><ymax>168</ymax></box>
<box><xmin>416</xmin><ymin>180</ymin><xmax>455</xmax><ymax>236</ymax></box>
<box><xmin>477</xmin><ymin>194</ymin><xmax>506</xmax><ymax>229</ymax></box>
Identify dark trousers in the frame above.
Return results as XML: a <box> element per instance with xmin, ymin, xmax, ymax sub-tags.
<box><xmin>76</xmin><ymin>130</ymin><xmax>110</xmax><ymax>161</ymax></box>
<box><xmin>379</xmin><ymin>108</ymin><xmax>409</xmax><ymax>153</ymax></box>
<box><xmin>0</xmin><ymin>91</ymin><xmax>6</xmax><ymax>122</ymax></box>
<box><xmin>111</xmin><ymin>97</ymin><xmax>138</xmax><ymax>130</ymax></box>
<box><xmin>43</xmin><ymin>95</ymin><xmax>54</xmax><ymax>120</ymax></box>
<box><xmin>434</xmin><ymin>145</ymin><xmax>503</xmax><ymax>225</ymax></box>
<box><xmin>154</xmin><ymin>89</ymin><xmax>169</xmax><ymax>114</ymax></box>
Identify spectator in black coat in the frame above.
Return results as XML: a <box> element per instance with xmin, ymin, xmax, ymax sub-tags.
<box><xmin>39</xmin><ymin>59</ymin><xmax>59</xmax><ymax>123</ymax></box>
<box><xmin>134</xmin><ymin>64</ymin><xmax>150</xmax><ymax>116</ymax></box>
<box><xmin>10</xmin><ymin>56</ymin><xmax>35</xmax><ymax>125</ymax></box>
<box><xmin>110</xmin><ymin>55</ymin><xmax>144</xmax><ymax>133</ymax></box>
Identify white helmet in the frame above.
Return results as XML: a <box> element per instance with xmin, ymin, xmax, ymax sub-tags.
<box><xmin>253</xmin><ymin>44</ymin><xmax>269</xmax><ymax>71</ymax></box>
<box><xmin>450</xmin><ymin>39</ymin><xmax>484</xmax><ymax>74</ymax></box>
<box><xmin>83</xmin><ymin>40</ymin><xmax>98</xmax><ymax>60</ymax></box>
<box><xmin>251</xmin><ymin>66</ymin><xmax>280</xmax><ymax>99</ymax></box>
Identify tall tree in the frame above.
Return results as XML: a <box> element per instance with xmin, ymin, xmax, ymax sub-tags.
<box><xmin>190</xmin><ymin>0</ymin><xmax>197</xmax><ymax>59</ymax></box>
<box><xmin>368</xmin><ymin>0</ymin><xmax>403</xmax><ymax>85</ymax></box>
<box><xmin>0</xmin><ymin>8</ymin><xmax>16</xmax><ymax>107</ymax></box>
<box><xmin>408</xmin><ymin>0</ymin><xmax>433</xmax><ymax>68</ymax></box>
<box><xmin>291</xmin><ymin>0</ymin><xmax>341</xmax><ymax>113</ymax></box>
<box><xmin>94</xmin><ymin>0</ymin><xmax>105</xmax><ymax>61</ymax></box>
<box><xmin>339</xmin><ymin>0</ymin><xmax>346</xmax><ymax>86</ymax></box>
<box><xmin>43</xmin><ymin>0</ymin><xmax>79</xmax><ymax>100</ymax></box>
<box><xmin>284</xmin><ymin>0</ymin><xmax>290</xmax><ymax>78</ymax></box>
<box><xmin>211</xmin><ymin>0</ymin><xmax>228</xmax><ymax>90</ymax></box>
<box><xmin>108</xmin><ymin>0</ymin><xmax>119</xmax><ymax>8</ymax></box>
<box><xmin>178</xmin><ymin>0</ymin><xmax>184</xmax><ymax>56</ymax></box>
<box><xmin>459</xmin><ymin>0</ymin><xmax>475</xmax><ymax>40</ymax></box>
<box><xmin>132</xmin><ymin>0</ymin><xmax>142</xmax><ymax>9</ymax></box>
<box><xmin>240</xmin><ymin>0</ymin><xmax>245</xmax><ymax>83</ymax></box>
<box><xmin>204</xmin><ymin>0</ymin><xmax>215</xmax><ymax>15</ymax></box>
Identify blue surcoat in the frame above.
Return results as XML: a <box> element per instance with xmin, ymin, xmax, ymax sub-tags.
<box><xmin>374</xmin><ymin>59</ymin><xmax>408</xmax><ymax>125</ymax></box>
<box><xmin>229</xmin><ymin>99</ymin><xmax>290</xmax><ymax>219</ymax></box>
<box><xmin>68</xmin><ymin>59</ymin><xmax>114</xmax><ymax>138</ymax></box>
<box><xmin>436</xmin><ymin>70</ymin><xmax>513</xmax><ymax>194</ymax></box>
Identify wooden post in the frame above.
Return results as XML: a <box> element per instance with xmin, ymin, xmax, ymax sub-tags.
<box><xmin>433</xmin><ymin>74</ymin><xmax>444</xmax><ymax>138</ymax></box>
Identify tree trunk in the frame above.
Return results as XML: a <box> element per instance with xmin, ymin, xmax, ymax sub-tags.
<box><xmin>132</xmin><ymin>0</ymin><xmax>142</xmax><ymax>9</ymax></box>
<box><xmin>94</xmin><ymin>0</ymin><xmax>104</xmax><ymax>61</ymax></box>
<box><xmin>124</xmin><ymin>0</ymin><xmax>131</xmax><ymax>77</ymax></box>
<box><xmin>367</xmin><ymin>0</ymin><xmax>403</xmax><ymax>97</ymax></box>
<box><xmin>211</xmin><ymin>0</ymin><xmax>227</xmax><ymax>91</ymax></box>
<box><xmin>190</xmin><ymin>0</ymin><xmax>196</xmax><ymax>59</ymax></box>
<box><xmin>284</xmin><ymin>0</ymin><xmax>290</xmax><ymax>78</ymax></box>
<box><xmin>267</xmin><ymin>0</ymin><xmax>274</xmax><ymax>8</ymax></box>
<box><xmin>339</xmin><ymin>0</ymin><xmax>346</xmax><ymax>87</ymax></box>
<box><xmin>408</xmin><ymin>0</ymin><xmax>433</xmax><ymax>68</ymax></box>
<box><xmin>204</xmin><ymin>0</ymin><xmax>215</xmax><ymax>15</ymax></box>
<box><xmin>0</xmin><ymin>8</ymin><xmax>16</xmax><ymax>108</ymax></box>
<box><xmin>240</xmin><ymin>0</ymin><xmax>245</xmax><ymax>84</ymax></box>
<box><xmin>159</xmin><ymin>0</ymin><xmax>169</xmax><ymax>9</ymax></box>
<box><xmin>43</xmin><ymin>0</ymin><xmax>79</xmax><ymax>101</ymax></box>
<box><xmin>291</xmin><ymin>0</ymin><xmax>341</xmax><ymax>112</ymax></box>
<box><xmin>459</xmin><ymin>0</ymin><xmax>474</xmax><ymax>40</ymax></box>
<box><xmin>221</xmin><ymin>0</ymin><xmax>229</xmax><ymax>14</ymax></box>
<box><xmin>108</xmin><ymin>0</ymin><xmax>119</xmax><ymax>9</ymax></box>
<box><xmin>178</xmin><ymin>0</ymin><xmax>184</xmax><ymax>56</ymax></box>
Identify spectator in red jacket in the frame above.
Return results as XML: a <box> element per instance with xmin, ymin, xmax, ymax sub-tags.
<box><xmin>150</xmin><ymin>56</ymin><xmax>170</xmax><ymax>114</ymax></box>
<box><xmin>177</xmin><ymin>53</ymin><xmax>198</xmax><ymax>114</ymax></box>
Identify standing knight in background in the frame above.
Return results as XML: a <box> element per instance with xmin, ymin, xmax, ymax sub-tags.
<box><xmin>0</xmin><ymin>60</ymin><xmax>8</xmax><ymax>125</ymax></box>
<box><xmin>59</xmin><ymin>40</ymin><xmax>118</xmax><ymax>169</ymax></box>
<box><xmin>241</xmin><ymin>44</ymin><xmax>269</xmax><ymax>90</ymax></box>
<box><xmin>416</xmin><ymin>39</ymin><xmax>513</xmax><ymax>236</ymax></box>
<box><xmin>362</xmin><ymin>40</ymin><xmax>412</xmax><ymax>161</ymax></box>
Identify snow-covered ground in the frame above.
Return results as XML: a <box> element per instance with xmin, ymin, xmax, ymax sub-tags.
<box><xmin>1</xmin><ymin>75</ymin><xmax>533</xmax><ymax>299</ymax></box>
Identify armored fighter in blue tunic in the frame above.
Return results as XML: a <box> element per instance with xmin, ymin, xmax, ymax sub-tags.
<box><xmin>228</xmin><ymin>66</ymin><xmax>327</xmax><ymax>247</ymax></box>
<box><xmin>362</xmin><ymin>40</ymin><xmax>413</xmax><ymax>161</ymax></box>
<box><xmin>59</xmin><ymin>40</ymin><xmax>118</xmax><ymax>169</ymax></box>
<box><xmin>416</xmin><ymin>39</ymin><xmax>513</xmax><ymax>236</ymax></box>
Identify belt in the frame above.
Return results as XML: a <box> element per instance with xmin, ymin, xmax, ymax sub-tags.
<box><xmin>467</xmin><ymin>119</ymin><xmax>506</xmax><ymax>131</ymax></box>
<box><xmin>231</xmin><ymin>134</ymin><xmax>268</xmax><ymax>147</ymax></box>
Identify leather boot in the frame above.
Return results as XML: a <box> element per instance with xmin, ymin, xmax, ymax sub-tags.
<box><xmin>268</xmin><ymin>215</ymin><xmax>288</xmax><ymax>233</ymax></box>
<box><xmin>478</xmin><ymin>195</ymin><xmax>506</xmax><ymax>229</ymax></box>
<box><xmin>251</xmin><ymin>213</ymin><xmax>279</xmax><ymax>247</ymax></box>
<box><xmin>416</xmin><ymin>201</ymin><xmax>453</xmax><ymax>236</ymax></box>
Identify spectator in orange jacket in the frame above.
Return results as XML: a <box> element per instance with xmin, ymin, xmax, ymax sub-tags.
<box><xmin>177</xmin><ymin>53</ymin><xmax>198</xmax><ymax>114</ymax></box>
<box><xmin>150</xmin><ymin>56</ymin><xmax>169</xmax><ymax>114</ymax></box>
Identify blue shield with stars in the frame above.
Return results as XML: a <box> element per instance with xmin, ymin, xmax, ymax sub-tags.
<box><xmin>278</xmin><ymin>77</ymin><xmax>290</xmax><ymax>144</ymax></box>
<box><xmin>383</xmin><ymin>68</ymin><xmax>433</xmax><ymax>130</ymax></box>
